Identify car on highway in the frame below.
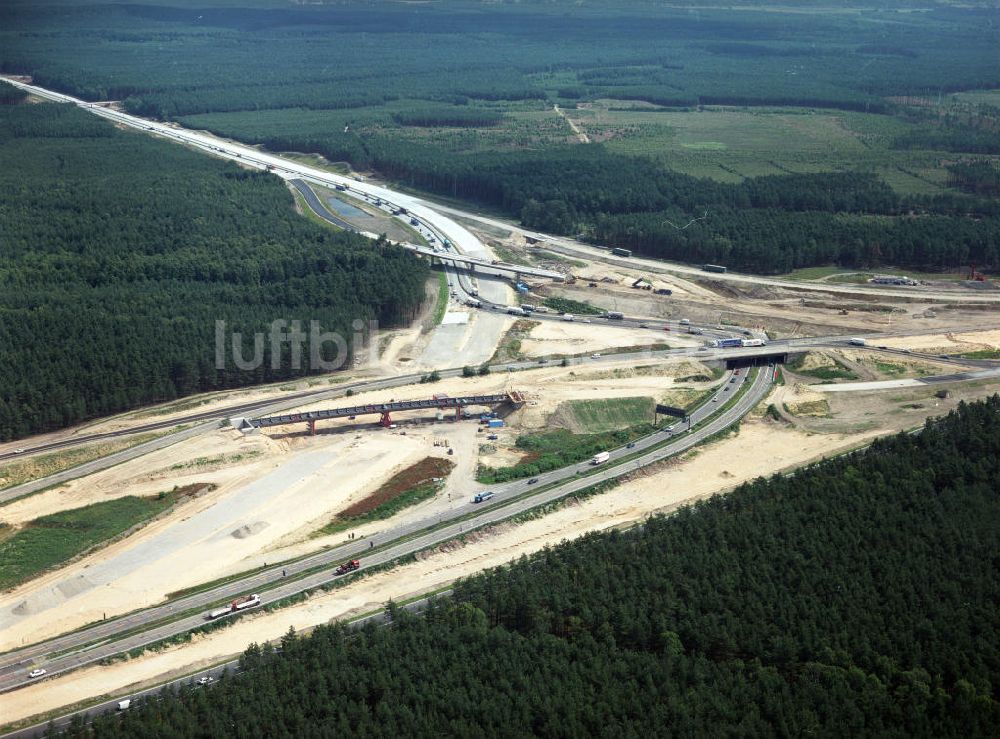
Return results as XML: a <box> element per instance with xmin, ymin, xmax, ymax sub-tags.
<box><xmin>28</xmin><ymin>668</ymin><xmax>46</xmax><ymax>678</ymax></box>
<box><xmin>639</xmin><ymin>323</ymin><xmax>649</xmax><ymax>328</ymax></box>
<box><xmin>712</xmin><ymin>397</ymin><xmax>719</xmax><ymax>402</ymax></box>
<box><xmin>626</xmin><ymin>442</ymin><xmax>636</xmax><ymax>448</ymax></box>
<box><xmin>196</xmin><ymin>676</ymin><xmax>215</xmax><ymax>685</ymax></box>
<box><xmin>591</xmin><ymin>353</ymin><xmax>601</xmax><ymax>358</ymax></box>
<box><xmin>878</xmin><ymin>345</ymin><xmax>888</xmax><ymax>350</ymax></box>
<box><xmin>583</xmin><ymin>319</ymin><xmax>592</xmax><ymax>323</ymax></box>
<box><xmin>13</xmin><ymin>448</ymin><xmax>25</xmax><ymax>454</ymax></box>
<box><xmin>527</xmin><ymin>477</ymin><xmax>539</xmax><ymax>484</ymax></box>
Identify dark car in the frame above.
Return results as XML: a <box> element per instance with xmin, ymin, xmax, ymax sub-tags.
<box><xmin>528</xmin><ymin>477</ymin><xmax>539</xmax><ymax>484</ymax></box>
<box><xmin>626</xmin><ymin>442</ymin><xmax>636</xmax><ymax>449</ymax></box>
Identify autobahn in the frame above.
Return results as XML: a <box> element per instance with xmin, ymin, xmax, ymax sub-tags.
<box><xmin>0</xmin><ymin>365</ymin><xmax>770</xmax><ymax>696</ymax></box>
<box><xmin>6</xmin><ymin>76</ymin><xmax>997</xmax><ymax>306</ymax></box>
<box><xmin>1</xmin><ymin>331</ymin><xmax>991</xmax><ymax>505</ymax></box>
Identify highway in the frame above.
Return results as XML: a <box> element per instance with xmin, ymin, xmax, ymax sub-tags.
<box><xmin>425</xmin><ymin>204</ymin><xmax>1000</xmax><ymax>304</ymax></box>
<box><xmin>1</xmin><ymin>331</ymin><xmax>991</xmax><ymax>505</ymax></box>
<box><xmin>0</xmin><ymin>365</ymin><xmax>771</xmax><ymax>695</ymax></box>
<box><xmin>1</xmin><ymin>592</ymin><xmax>445</xmax><ymax>739</ymax></box>
<box><xmin>0</xmin><ymin>76</ymin><xmax>998</xmax><ymax>731</ymax></box>
<box><xmin>6</xmin><ymin>76</ymin><xmax>995</xmax><ymax>308</ymax></box>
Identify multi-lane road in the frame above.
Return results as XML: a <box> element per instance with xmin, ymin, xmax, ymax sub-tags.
<box><xmin>1</xmin><ymin>75</ymin><xmax>999</xmax><ymax>725</ymax></box>
<box><xmin>0</xmin><ymin>365</ymin><xmax>770</xmax><ymax>695</ymax></box>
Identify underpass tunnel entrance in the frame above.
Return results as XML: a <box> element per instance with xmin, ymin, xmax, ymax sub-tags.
<box><xmin>725</xmin><ymin>352</ymin><xmax>789</xmax><ymax>370</ymax></box>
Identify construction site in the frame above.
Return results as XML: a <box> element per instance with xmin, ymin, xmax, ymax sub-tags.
<box><xmin>2</xmin><ymin>112</ymin><xmax>1000</xmax><ymax>735</ymax></box>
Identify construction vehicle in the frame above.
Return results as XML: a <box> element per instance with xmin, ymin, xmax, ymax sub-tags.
<box><xmin>591</xmin><ymin>451</ymin><xmax>610</xmax><ymax>465</ymax></box>
<box><xmin>335</xmin><ymin>559</ymin><xmax>360</xmax><ymax>576</ymax></box>
<box><xmin>969</xmin><ymin>264</ymin><xmax>987</xmax><ymax>282</ymax></box>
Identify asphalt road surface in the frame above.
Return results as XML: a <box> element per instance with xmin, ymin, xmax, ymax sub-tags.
<box><xmin>0</xmin><ymin>365</ymin><xmax>771</xmax><ymax>695</ymax></box>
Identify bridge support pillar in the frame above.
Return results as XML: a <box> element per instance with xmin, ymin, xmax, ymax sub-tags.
<box><xmin>307</xmin><ymin>419</ymin><xmax>316</xmax><ymax>436</ymax></box>
<box><xmin>455</xmin><ymin>406</ymin><xmax>462</xmax><ymax>421</ymax></box>
<box><xmin>380</xmin><ymin>411</ymin><xmax>393</xmax><ymax>427</ymax></box>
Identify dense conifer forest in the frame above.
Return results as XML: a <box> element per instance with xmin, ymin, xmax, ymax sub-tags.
<box><xmin>66</xmin><ymin>397</ymin><xmax>1000</xmax><ymax>737</ymax></box>
<box><xmin>0</xmin><ymin>103</ymin><xmax>428</xmax><ymax>441</ymax></box>
<box><xmin>2</xmin><ymin>0</ymin><xmax>998</xmax><ymax>274</ymax></box>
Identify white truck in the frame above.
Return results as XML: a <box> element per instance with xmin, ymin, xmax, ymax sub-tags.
<box><xmin>562</xmin><ymin>313</ymin><xmax>574</xmax><ymax>322</ymax></box>
<box><xmin>590</xmin><ymin>451</ymin><xmax>610</xmax><ymax>465</ymax></box>
<box><xmin>848</xmin><ymin>338</ymin><xmax>867</xmax><ymax>347</ymax></box>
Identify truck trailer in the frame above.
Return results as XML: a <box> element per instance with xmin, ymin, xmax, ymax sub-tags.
<box><xmin>591</xmin><ymin>451</ymin><xmax>611</xmax><ymax>465</ymax></box>
<box><xmin>715</xmin><ymin>337</ymin><xmax>742</xmax><ymax>348</ymax></box>
<box><xmin>610</xmin><ymin>248</ymin><xmax>632</xmax><ymax>258</ymax></box>
<box><xmin>604</xmin><ymin>311</ymin><xmax>624</xmax><ymax>320</ymax></box>
<box><xmin>848</xmin><ymin>338</ymin><xmax>867</xmax><ymax>347</ymax></box>
<box><xmin>208</xmin><ymin>593</ymin><xmax>261</xmax><ymax>619</ymax></box>
<box><xmin>702</xmin><ymin>264</ymin><xmax>727</xmax><ymax>274</ymax></box>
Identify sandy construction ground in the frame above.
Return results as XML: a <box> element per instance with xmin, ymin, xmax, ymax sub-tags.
<box><xmin>874</xmin><ymin>328</ymin><xmax>1000</xmax><ymax>354</ymax></box>
<box><xmin>0</xmin><ymin>357</ymin><xmax>712</xmax><ymax>649</ymax></box>
<box><xmin>519</xmin><ymin>319</ymin><xmax>700</xmax><ymax>356</ymax></box>
<box><xmin>0</xmin><ymin>409</ymin><xmax>885</xmax><ymax>727</ymax></box>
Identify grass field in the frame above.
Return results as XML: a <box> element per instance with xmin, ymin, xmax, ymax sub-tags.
<box><xmin>562</xmin><ymin>397</ymin><xmax>655</xmax><ymax>433</ymax></box>
<box><xmin>562</xmin><ymin>103</ymin><xmax>956</xmax><ymax>194</ymax></box>
<box><xmin>0</xmin><ymin>485</ymin><xmax>207</xmax><ymax>590</ymax></box>
<box><xmin>780</xmin><ymin>265</ymin><xmax>972</xmax><ymax>282</ymax></box>
<box><xmin>961</xmin><ymin>349</ymin><xmax>1000</xmax><ymax>360</ymax></box>
<box><xmin>478</xmin><ymin>423</ymin><xmax>654</xmax><ymax>484</ymax></box>
<box><xmin>431</xmin><ymin>272</ymin><xmax>449</xmax><ymax>327</ymax></box>
<box><xmin>316</xmin><ymin>457</ymin><xmax>454</xmax><ymax>535</ymax></box>
<box><xmin>787</xmin><ymin>354</ymin><xmax>859</xmax><ymax>382</ymax></box>
<box><xmin>542</xmin><ymin>297</ymin><xmax>603</xmax><ymax>316</ymax></box>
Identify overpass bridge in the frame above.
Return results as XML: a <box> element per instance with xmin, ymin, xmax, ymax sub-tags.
<box><xmin>253</xmin><ymin>391</ymin><xmax>525</xmax><ymax>434</ymax></box>
<box><xmin>399</xmin><ymin>243</ymin><xmax>565</xmax><ymax>281</ymax></box>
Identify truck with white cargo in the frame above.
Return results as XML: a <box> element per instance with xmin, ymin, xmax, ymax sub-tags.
<box><xmin>604</xmin><ymin>311</ymin><xmax>624</xmax><ymax>320</ymax></box>
<box><xmin>562</xmin><ymin>313</ymin><xmax>574</xmax><ymax>322</ymax></box>
<box><xmin>207</xmin><ymin>593</ymin><xmax>261</xmax><ymax>619</ymax></box>
<box><xmin>590</xmin><ymin>451</ymin><xmax>610</xmax><ymax>465</ymax></box>
<box><xmin>848</xmin><ymin>338</ymin><xmax>867</xmax><ymax>347</ymax></box>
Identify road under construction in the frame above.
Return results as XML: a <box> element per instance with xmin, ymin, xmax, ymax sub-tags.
<box><xmin>3</xmin><ymin>75</ymin><xmax>1000</xmax><ymax>738</ymax></box>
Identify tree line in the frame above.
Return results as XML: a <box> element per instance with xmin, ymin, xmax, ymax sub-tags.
<box><xmin>61</xmin><ymin>396</ymin><xmax>1000</xmax><ymax>737</ymax></box>
<box><xmin>0</xmin><ymin>104</ymin><xmax>428</xmax><ymax>441</ymax></box>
